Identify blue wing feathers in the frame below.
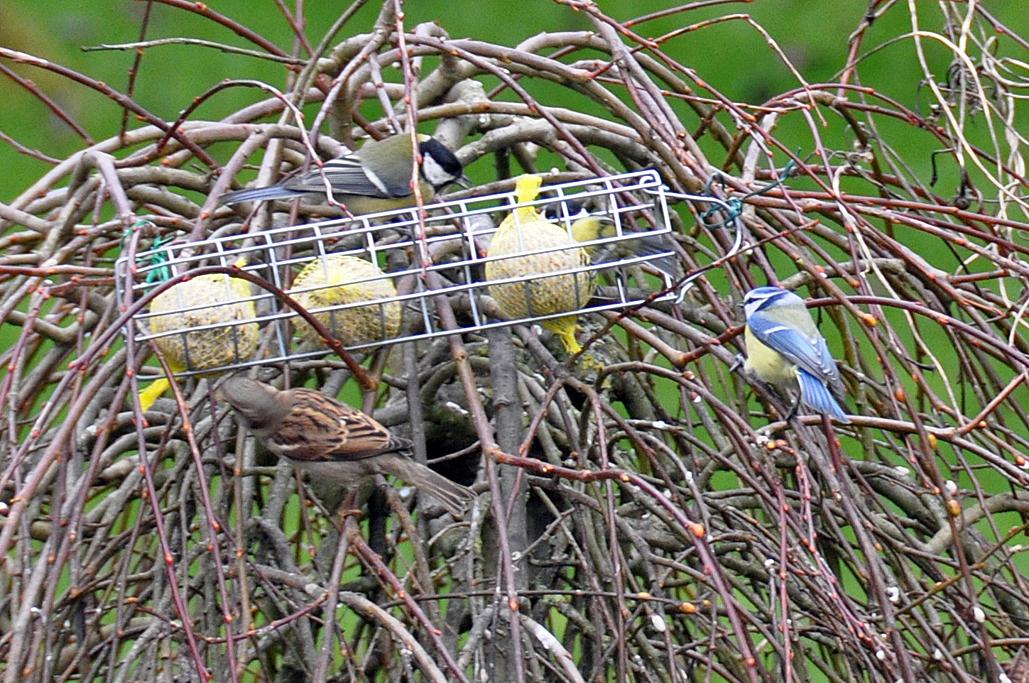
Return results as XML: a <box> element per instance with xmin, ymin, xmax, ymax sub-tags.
<box><xmin>748</xmin><ymin>313</ymin><xmax>830</xmax><ymax>381</ymax></box>
<box><xmin>744</xmin><ymin>312</ymin><xmax>823</xmax><ymax>376</ymax></box>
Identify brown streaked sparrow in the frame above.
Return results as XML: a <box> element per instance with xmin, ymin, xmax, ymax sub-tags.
<box><xmin>218</xmin><ymin>376</ymin><xmax>474</xmax><ymax>517</ymax></box>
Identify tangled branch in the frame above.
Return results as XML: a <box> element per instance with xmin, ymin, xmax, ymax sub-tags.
<box><xmin>0</xmin><ymin>1</ymin><xmax>1026</xmax><ymax>681</ymax></box>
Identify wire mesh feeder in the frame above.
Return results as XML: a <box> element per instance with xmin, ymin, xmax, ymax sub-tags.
<box><xmin>115</xmin><ymin>169</ymin><xmax>734</xmax><ymax>377</ymax></box>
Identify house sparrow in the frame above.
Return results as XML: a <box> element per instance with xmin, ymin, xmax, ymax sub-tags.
<box><xmin>218</xmin><ymin>376</ymin><xmax>475</xmax><ymax>517</ymax></box>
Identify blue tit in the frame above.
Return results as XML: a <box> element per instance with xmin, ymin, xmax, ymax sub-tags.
<box><xmin>742</xmin><ymin>286</ymin><xmax>850</xmax><ymax>423</ymax></box>
<box><xmin>543</xmin><ymin>200</ymin><xmax>682</xmax><ymax>279</ymax></box>
<box><xmin>221</xmin><ymin>133</ymin><xmax>465</xmax><ymax>214</ymax></box>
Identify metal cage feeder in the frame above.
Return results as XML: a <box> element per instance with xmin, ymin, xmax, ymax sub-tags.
<box><xmin>116</xmin><ymin>169</ymin><xmax>731</xmax><ymax>378</ymax></box>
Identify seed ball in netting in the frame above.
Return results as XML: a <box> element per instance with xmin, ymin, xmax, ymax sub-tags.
<box><xmin>148</xmin><ymin>274</ymin><xmax>259</xmax><ymax>371</ymax></box>
<box><xmin>485</xmin><ymin>216</ymin><xmax>594</xmax><ymax>320</ymax></box>
<box><xmin>290</xmin><ymin>254</ymin><xmax>401</xmax><ymax>347</ymax></box>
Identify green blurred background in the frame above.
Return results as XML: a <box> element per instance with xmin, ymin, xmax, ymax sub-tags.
<box><xmin>4</xmin><ymin>1</ymin><xmax>1024</xmax><ymax>202</ymax></box>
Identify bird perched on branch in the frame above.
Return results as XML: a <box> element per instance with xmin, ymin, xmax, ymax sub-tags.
<box><xmin>221</xmin><ymin>133</ymin><xmax>465</xmax><ymax>215</ymax></box>
<box><xmin>485</xmin><ymin>175</ymin><xmax>595</xmax><ymax>354</ymax></box>
<box><xmin>741</xmin><ymin>286</ymin><xmax>850</xmax><ymax>423</ymax></box>
<box><xmin>218</xmin><ymin>376</ymin><xmax>475</xmax><ymax>517</ymax></box>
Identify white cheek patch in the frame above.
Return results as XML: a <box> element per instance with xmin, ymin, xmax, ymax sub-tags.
<box><xmin>420</xmin><ymin>155</ymin><xmax>454</xmax><ymax>188</ymax></box>
<box><xmin>744</xmin><ymin>300</ymin><xmax>771</xmax><ymax>318</ymax></box>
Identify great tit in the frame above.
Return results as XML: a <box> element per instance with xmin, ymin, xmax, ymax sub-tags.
<box><xmin>543</xmin><ymin>200</ymin><xmax>682</xmax><ymax>279</ymax></box>
<box><xmin>742</xmin><ymin>286</ymin><xmax>850</xmax><ymax>423</ymax></box>
<box><xmin>221</xmin><ymin>133</ymin><xmax>465</xmax><ymax>215</ymax></box>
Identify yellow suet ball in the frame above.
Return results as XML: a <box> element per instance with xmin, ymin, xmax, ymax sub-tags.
<box><xmin>148</xmin><ymin>273</ymin><xmax>258</xmax><ymax>372</ymax></box>
<box><xmin>485</xmin><ymin>175</ymin><xmax>594</xmax><ymax>354</ymax></box>
<box><xmin>290</xmin><ymin>254</ymin><xmax>401</xmax><ymax>347</ymax></box>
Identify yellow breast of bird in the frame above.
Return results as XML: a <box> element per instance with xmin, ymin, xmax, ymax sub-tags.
<box><xmin>743</xmin><ymin>326</ymin><xmax>798</xmax><ymax>385</ymax></box>
<box><xmin>485</xmin><ymin>217</ymin><xmax>594</xmax><ymax>320</ymax></box>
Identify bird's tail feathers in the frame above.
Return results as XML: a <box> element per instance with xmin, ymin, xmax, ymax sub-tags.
<box><xmin>377</xmin><ymin>453</ymin><xmax>475</xmax><ymax>517</ymax></box>
<box><xmin>828</xmin><ymin>376</ymin><xmax>849</xmax><ymax>405</ymax></box>
<box><xmin>797</xmin><ymin>370</ymin><xmax>851</xmax><ymax>423</ymax></box>
<box><xmin>222</xmin><ymin>186</ymin><xmax>304</xmax><ymax>205</ymax></box>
